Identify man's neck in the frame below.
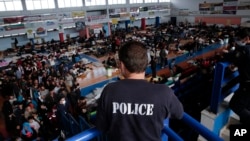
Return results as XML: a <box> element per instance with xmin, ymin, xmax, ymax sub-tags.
<box><xmin>126</xmin><ymin>72</ymin><xmax>145</xmax><ymax>80</ymax></box>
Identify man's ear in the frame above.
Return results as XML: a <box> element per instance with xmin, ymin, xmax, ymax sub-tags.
<box><xmin>119</xmin><ymin>61</ymin><xmax>127</xmax><ymax>76</ymax></box>
<box><xmin>120</xmin><ymin>61</ymin><xmax>125</xmax><ymax>70</ymax></box>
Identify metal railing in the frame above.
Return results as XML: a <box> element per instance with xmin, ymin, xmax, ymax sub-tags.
<box><xmin>65</xmin><ymin>112</ymin><xmax>223</xmax><ymax>141</ymax></box>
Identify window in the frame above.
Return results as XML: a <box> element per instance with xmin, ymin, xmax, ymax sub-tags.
<box><xmin>159</xmin><ymin>0</ymin><xmax>170</xmax><ymax>2</ymax></box>
<box><xmin>108</xmin><ymin>0</ymin><xmax>126</xmax><ymax>5</ymax></box>
<box><xmin>0</xmin><ymin>0</ymin><xmax>23</xmax><ymax>11</ymax></box>
<box><xmin>144</xmin><ymin>0</ymin><xmax>157</xmax><ymax>3</ymax></box>
<box><xmin>25</xmin><ymin>0</ymin><xmax>55</xmax><ymax>10</ymax></box>
<box><xmin>130</xmin><ymin>0</ymin><xmax>143</xmax><ymax>4</ymax></box>
<box><xmin>58</xmin><ymin>0</ymin><xmax>83</xmax><ymax>8</ymax></box>
<box><xmin>85</xmin><ymin>0</ymin><xmax>105</xmax><ymax>6</ymax></box>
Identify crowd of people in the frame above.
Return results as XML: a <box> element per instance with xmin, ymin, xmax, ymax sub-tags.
<box><xmin>0</xmin><ymin>23</ymin><xmax>128</xmax><ymax>141</ymax></box>
<box><xmin>0</xmin><ymin>52</ymin><xmax>92</xmax><ymax>140</ymax></box>
<box><xmin>0</xmin><ymin>21</ymin><xmax>249</xmax><ymax>141</ymax></box>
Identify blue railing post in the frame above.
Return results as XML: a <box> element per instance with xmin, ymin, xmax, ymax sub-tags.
<box><xmin>210</xmin><ymin>62</ymin><xmax>226</xmax><ymax>114</ymax></box>
<box><xmin>210</xmin><ymin>62</ymin><xmax>239</xmax><ymax>114</ymax></box>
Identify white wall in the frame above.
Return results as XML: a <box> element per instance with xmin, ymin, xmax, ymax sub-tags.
<box><xmin>171</xmin><ymin>0</ymin><xmax>221</xmax><ymax>12</ymax></box>
<box><xmin>161</xmin><ymin>16</ymin><xmax>171</xmax><ymax>23</ymax></box>
<box><xmin>171</xmin><ymin>0</ymin><xmax>220</xmax><ymax>24</ymax></box>
<box><xmin>171</xmin><ymin>0</ymin><xmax>250</xmax><ymax>24</ymax></box>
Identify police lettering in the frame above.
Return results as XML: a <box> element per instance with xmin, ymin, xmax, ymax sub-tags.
<box><xmin>112</xmin><ymin>102</ymin><xmax>154</xmax><ymax>115</ymax></box>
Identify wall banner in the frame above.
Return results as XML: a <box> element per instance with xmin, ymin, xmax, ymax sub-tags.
<box><xmin>35</xmin><ymin>27</ymin><xmax>47</xmax><ymax>37</ymax></box>
<box><xmin>109</xmin><ymin>8</ymin><xmax>127</xmax><ymax>14</ymax></box>
<box><xmin>0</xmin><ymin>19</ymin><xmax>4</xmax><ymax>25</ymax></box>
<box><xmin>75</xmin><ymin>21</ymin><xmax>85</xmax><ymax>31</ymax></box>
<box><xmin>87</xmin><ymin>15</ymin><xmax>107</xmax><ymax>23</ymax></box>
<box><xmin>58</xmin><ymin>23</ymin><xmax>64</xmax><ymax>33</ymax></box>
<box><xmin>179</xmin><ymin>9</ymin><xmax>190</xmax><ymax>16</ymax></box>
<box><xmin>40</xmin><ymin>14</ymin><xmax>57</xmax><ymax>21</ymax></box>
<box><xmin>3</xmin><ymin>16</ymin><xmax>24</xmax><ymax>24</ymax></box>
<box><xmin>223</xmin><ymin>0</ymin><xmax>238</xmax><ymax>14</ymax></box>
<box><xmin>109</xmin><ymin>14</ymin><xmax>120</xmax><ymax>18</ymax></box>
<box><xmin>26</xmin><ymin>29</ymin><xmax>34</xmax><ymax>39</ymax></box>
<box><xmin>4</xmin><ymin>24</ymin><xmax>25</xmax><ymax>31</ymax></box>
<box><xmin>57</xmin><ymin>13</ymin><xmax>72</xmax><ymax>21</ymax></box>
<box><xmin>111</xmin><ymin>18</ymin><xmax>118</xmax><ymax>24</ymax></box>
<box><xmin>33</xmin><ymin>22</ymin><xmax>47</xmax><ymax>37</ymax></box>
<box><xmin>45</xmin><ymin>20</ymin><xmax>57</xmax><ymax>27</ymax></box>
<box><xmin>130</xmin><ymin>7</ymin><xmax>139</xmax><ymax>12</ymax></box>
<box><xmin>148</xmin><ymin>11</ymin><xmax>155</xmax><ymax>17</ymax></box>
<box><xmin>23</xmin><ymin>15</ymin><xmax>42</xmax><ymax>22</ymax></box>
<box><xmin>119</xmin><ymin>13</ymin><xmax>130</xmax><ymax>20</ymax></box>
<box><xmin>199</xmin><ymin>2</ymin><xmax>223</xmax><ymax>14</ymax></box>
<box><xmin>238</xmin><ymin>0</ymin><xmax>250</xmax><ymax>10</ymax></box>
<box><xmin>71</xmin><ymin>11</ymin><xmax>85</xmax><ymax>18</ymax></box>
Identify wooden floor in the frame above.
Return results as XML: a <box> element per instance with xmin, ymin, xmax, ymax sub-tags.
<box><xmin>77</xmin><ymin>40</ymin><xmax>225</xmax><ymax>88</ymax></box>
<box><xmin>157</xmin><ymin>46</ymin><xmax>225</xmax><ymax>77</ymax></box>
<box><xmin>76</xmin><ymin>39</ymin><xmax>193</xmax><ymax>88</ymax></box>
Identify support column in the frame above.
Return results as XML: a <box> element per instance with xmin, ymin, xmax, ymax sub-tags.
<box><xmin>103</xmin><ymin>23</ymin><xmax>110</xmax><ymax>37</ymax></box>
<box><xmin>58</xmin><ymin>24</ymin><xmax>64</xmax><ymax>42</ymax></box>
<box><xmin>108</xmin><ymin>22</ymin><xmax>111</xmax><ymax>36</ymax></box>
<box><xmin>141</xmin><ymin>18</ymin><xmax>146</xmax><ymax>30</ymax></box>
<box><xmin>79</xmin><ymin>27</ymin><xmax>89</xmax><ymax>38</ymax></box>
<box><xmin>125</xmin><ymin>20</ymin><xmax>130</xmax><ymax>32</ymax></box>
<box><xmin>85</xmin><ymin>27</ymin><xmax>90</xmax><ymax>38</ymax></box>
<box><xmin>30</xmin><ymin>38</ymin><xmax>35</xmax><ymax>50</ymax></box>
<box><xmin>155</xmin><ymin>16</ymin><xmax>160</xmax><ymax>27</ymax></box>
<box><xmin>59</xmin><ymin>32</ymin><xmax>64</xmax><ymax>42</ymax></box>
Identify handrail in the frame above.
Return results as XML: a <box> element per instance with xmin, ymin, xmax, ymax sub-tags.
<box><xmin>79</xmin><ymin>116</ymin><xmax>91</xmax><ymax>131</ymax></box>
<box><xmin>162</xmin><ymin>126</ymin><xmax>184</xmax><ymax>141</ymax></box>
<box><xmin>65</xmin><ymin>112</ymin><xmax>223</xmax><ymax>141</ymax></box>
<box><xmin>181</xmin><ymin>113</ymin><xmax>223</xmax><ymax>141</ymax></box>
<box><xmin>66</xmin><ymin>128</ymin><xmax>101</xmax><ymax>141</ymax></box>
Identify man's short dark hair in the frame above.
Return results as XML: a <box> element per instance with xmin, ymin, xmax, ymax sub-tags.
<box><xmin>119</xmin><ymin>41</ymin><xmax>148</xmax><ymax>73</ymax></box>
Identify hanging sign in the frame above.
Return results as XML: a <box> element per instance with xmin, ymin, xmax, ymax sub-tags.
<box><xmin>111</xmin><ymin>18</ymin><xmax>118</xmax><ymax>24</ymax></box>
